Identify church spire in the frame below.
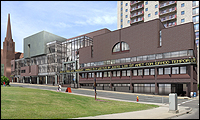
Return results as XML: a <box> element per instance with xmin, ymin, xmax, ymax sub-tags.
<box><xmin>5</xmin><ymin>13</ymin><xmax>13</xmax><ymax>42</ymax></box>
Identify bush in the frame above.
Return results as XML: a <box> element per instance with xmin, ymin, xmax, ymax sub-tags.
<box><xmin>1</xmin><ymin>76</ymin><xmax>10</xmax><ymax>85</ymax></box>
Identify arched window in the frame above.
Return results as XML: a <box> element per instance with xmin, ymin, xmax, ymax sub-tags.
<box><xmin>112</xmin><ymin>42</ymin><xmax>120</xmax><ymax>52</ymax></box>
<box><xmin>112</xmin><ymin>41</ymin><xmax>130</xmax><ymax>53</ymax></box>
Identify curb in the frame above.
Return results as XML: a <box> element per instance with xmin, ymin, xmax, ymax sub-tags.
<box><xmin>166</xmin><ymin>107</ymin><xmax>193</xmax><ymax>119</ymax></box>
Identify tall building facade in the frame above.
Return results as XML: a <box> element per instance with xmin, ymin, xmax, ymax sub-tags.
<box><xmin>117</xmin><ymin>0</ymin><xmax>199</xmax><ymax>89</ymax></box>
<box><xmin>1</xmin><ymin>14</ymin><xmax>23</xmax><ymax>81</ymax></box>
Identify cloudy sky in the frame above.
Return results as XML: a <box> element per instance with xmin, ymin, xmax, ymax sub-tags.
<box><xmin>1</xmin><ymin>1</ymin><xmax>117</xmax><ymax>53</ymax></box>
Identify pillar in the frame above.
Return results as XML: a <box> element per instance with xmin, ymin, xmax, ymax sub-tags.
<box><xmin>190</xmin><ymin>65</ymin><xmax>194</xmax><ymax>93</ymax></box>
<box><xmin>30</xmin><ymin>77</ymin><xmax>32</xmax><ymax>84</ymax></box>
<box><xmin>17</xmin><ymin>77</ymin><xmax>19</xmax><ymax>83</ymax></box>
<box><xmin>55</xmin><ymin>75</ymin><xmax>57</xmax><ymax>85</ymax></box>
<box><xmin>12</xmin><ymin>78</ymin><xmax>13</xmax><ymax>83</ymax></box>
<box><xmin>37</xmin><ymin>76</ymin><xmax>39</xmax><ymax>84</ymax></box>
<box><xmin>46</xmin><ymin>75</ymin><xmax>47</xmax><ymax>84</ymax></box>
<box><xmin>23</xmin><ymin>77</ymin><xmax>24</xmax><ymax>83</ymax></box>
<box><xmin>155</xmin><ymin>67</ymin><xmax>159</xmax><ymax>94</ymax></box>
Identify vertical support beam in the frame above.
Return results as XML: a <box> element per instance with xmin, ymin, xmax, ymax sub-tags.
<box><xmin>190</xmin><ymin>65</ymin><xmax>193</xmax><ymax>93</ymax></box>
<box><xmin>23</xmin><ymin>77</ymin><xmax>24</xmax><ymax>83</ymax></box>
<box><xmin>12</xmin><ymin>78</ymin><xmax>13</xmax><ymax>82</ymax></box>
<box><xmin>37</xmin><ymin>76</ymin><xmax>39</xmax><ymax>84</ymax></box>
<box><xmin>17</xmin><ymin>77</ymin><xmax>19</xmax><ymax>83</ymax></box>
<box><xmin>155</xmin><ymin>67</ymin><xmax>159</xmax><ymax>94</ymax></box>
<box><xmin>130</xmin><ymin>69</ymin><xmax>134</xmax><ymax>93</ymax></box>
<box><xmin>46</xmin><ymin>75</ymin><xmax>47</xmax><ymax>84</ymax></box>
<box><xmin>30</xmin><ymin>76</ymin><xmax>31</xmax><ymax>84</ymax></box>
<box><xmin>55</xmin><ymin>75</ymin><xmax>57</xmax><ymax>85</ymax></box>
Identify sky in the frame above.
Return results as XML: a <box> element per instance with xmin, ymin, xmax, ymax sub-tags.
<box><xmin>1</xmin><ymin>1</ymin><xmax>118</xmax><ymax>53</ymax></box>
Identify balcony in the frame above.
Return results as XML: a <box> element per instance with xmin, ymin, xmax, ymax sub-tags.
<box><xmin>159</xmin><ymin>1</ymin><xmax>176</xmax><ymax>9</ymax></box>
<box><xmin>130</xmin><ymin>10</ymin><xmax>144</xmax><ymax>18</ymax></box>
<box><xmin>130</xmin><ymin>1</ymin><xmax>142</xmax><ymax>6</ymax></box>
<box><xmin>160</xmin><ymin>14</ymin><xmax>176</xmax><ymax>22</ymax></box>
<box><xmin>130</xmin><ymin>4</ymin><xmax>144</xmax><ymax>11</ymax></box>
<box><xmin>163</xmin><ymin>21</ymin><xmax>176</xmax><ymax>28</ymax></box>
<box><xmin>159</xmin><ymin>7</ymin><xmax>176</xmax><ymax>16</ymax></box>
<box><xmin>130</xmin><ymin>17</ymin><xmax>144</xmax><ymax>24</ymax></box>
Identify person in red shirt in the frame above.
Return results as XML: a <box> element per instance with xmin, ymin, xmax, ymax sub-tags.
<box><xmin>3</xmin><ymin>82</ymin><xmax>6</xmax><ymax>87</ymax></box>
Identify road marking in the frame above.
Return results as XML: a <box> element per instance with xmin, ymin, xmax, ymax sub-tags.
<box><xmin>178</xmin><ymin>99</ymin><xmax>194</xmax><ymax>106</ymax></box>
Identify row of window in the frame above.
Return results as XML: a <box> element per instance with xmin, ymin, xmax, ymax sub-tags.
<box><xmin>80</xmin><ymin>66</ymin><xmax>187</xmax><ymax>78</ymax></box>
<box><xmin>80</xmin><ymin>49</ymin><xmax>193</xmax><ymax>68</ymax></box>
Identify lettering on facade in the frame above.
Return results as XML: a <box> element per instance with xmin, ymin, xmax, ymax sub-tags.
<box><xmin>59</xmin><ymin>58</ymin><xmax>196</xmax><ymax>73</ymax></box>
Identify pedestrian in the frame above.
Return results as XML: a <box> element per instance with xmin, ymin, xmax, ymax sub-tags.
<box><xmin>57</xmin><ymin>85</ymin><xmax>59</xmax><ymax>92</ymax></box>
<box><xmin>59</xmin><ymin>84</ymin><xmax>61</xmax><ymax>92</ymax></box>
<box><xmin>3</xmin><ymin>82</ymin><xmax>5</xmax><ymax>87</ymax></box>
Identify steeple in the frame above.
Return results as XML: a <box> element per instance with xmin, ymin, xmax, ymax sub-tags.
<box><xmin>5</xmin><ymin>13</ymin><xmax>13</xmax><ymax>42</ymax></box>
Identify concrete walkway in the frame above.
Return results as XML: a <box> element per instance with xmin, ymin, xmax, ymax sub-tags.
<box><xmin>10</xmin><ymin>83</ymin><xmax>198</xmax><ymax>119</ymax></box>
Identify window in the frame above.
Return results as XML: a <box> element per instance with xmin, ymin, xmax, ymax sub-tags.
<box><xmin>155</xmin><ymin>11</ymin><xmax>158</xmax><ymax>15</ymax></box>
<box><xmin>133</xmin><ymin>70</ymin><xmax>137</xmax><ymax>76</ymax></box>
<box><xmin>113</xmin><ymin>71</ymin><xmax>117</xmax><ymax>77</ymax></box>
<box><xmin>145</xmin><ymin>8</ymin><xmax>148</xmax><ymax>11</ymax></box>
<box><xmin>159</xmin><ymin>30</ymin><xmax>162</xmax><ymax>46</ymax></box>
<box><xmin>128</xmin><ymin>20</ymin><xmax>130</xmax><ymax>23</ymax></box>
<box><xmin>144</xmin><ymin>69</ymin><xmax>149</xmax><ymax>75</ymax></box>
<box><xmin>181</xmin><ymin>18</ymin><xmax>185</xmax><ymax>23</ymax></box>
<box><xmin>126</xmin><ymin>3</ymin><xmax>128</xmax><ymax>6</ymax></box>
<box><xmin>121</xmin><ymin>13</ymin><xmax>123</xmax><ymax>16</ymax></box>
<box><xmin>158</xmin><ymin>68</ymin><xmax>163</xmax><ymax>75</ymax></box>
<box><xmin>121</xmin><ymin>19</ymin><xmax>123</xmax><ymax>22</ymax></box>
<box><xmin>121</xmin><ymin>2</ymin><xmax>123</xmax><ymax>5</ymax></box>
<box><xmin>193</xmin><ymin>16</ymin><xmax>199</xmax><ymax>23</ymax></box>
<box><xmin>103</xmin><ymin>72</ymin><xmax>108</xmax><ymax>77</ymax></box>
<box><xmin>145</xmin><ymin>1</ymin><xmax>148</xmax><ymax>5</ymax></box>
<box><xmin>194</xmin><ymin>24</ymin><xmax>199</xmax><ymax>30</ymax></box>
<box><xmin>121</xmin><ymin>8</ymin><xmax>123</xmax><ymax>11</ymax></box>
<box><xmin>137</xmin><ymin>56</ymin><xmax>143</xmax><ymax>61</ymax></box>
<box><xmin>164</xmin><ymin>67</ymin><xmax>171</xmax><ymax>74</ymax></box>
<box><xmin>127</xmin><ymin>70</ymin><xmax>130</xmax><ymax>76</ymax></box>
<box><xmin>181</xmin><ymin>11</ymin><xmax>185</xmax><ymax>15</ymax></box>
<box><xmin>163</xmin><ymin>52</ymin><xmax>170</xmax><ymax>58</ymax></box>
<box><xmin>121</xmin><ymin>25</ymin><xmax>123</xmax><ymax>28</ymax></box>
<box><xmin>112</xmin><ymin>42</ymin><xmax>129</xmax><ymax>53</ymax></box>
<box><xmin>155</xmin><ymin>4</ymin><xmax>158</xmax><ymax>8</ymax></box>
<box><xmin>195</xmin><ymin>31</ymin><xmax>199</xmax><ymax>38</ymax></box>
<box><xmin>150</xmin><ymin>69</ymin><xmax>155</xmax><ymax>75</ymax></box>
<box><xmin>138</xmin><ymin>69</ymin><xmax>143</xmax><ymax>76</ymax></box>
<box><xmin>181</xmin><ymin>3</ymin><xmax>185</xmax><ymax>7</ymax></box>
<box><xmin>148</xmin><ymin>14</ymin><xmax>151</xmax><ymax>17</ymax></box>
<box><xmin>172</xmin><ymin>67</ymin><xmax>179</xmax><ymax>74</ymax></box>
<box><xmin>122</xmin><ymin>70</ymin><xmax>126</xmax><ymax>76</ymax></box>
<box><xmin>193</xmin><ymin>8</ymin><xmax>199</xmax><ymax>15</ymax></box>
<box><xmin>117</xmin><ymin>71</ymin><xmax>120</xmax><ymax>77</ymax></box>
<box><xmin>126</xmin><ymin>15</ymin><xmax>128</xmax><ymax>18</ymax></box>
<box><xmin>126</xmin><ymin>9</ymin><xmax>128</xmax><ymax>12</ymax></box>
<box><xmin>81</xmin><ymin>73</ymin><xmax>85</xmax><ymax>78</ymax></box>
<box><xmin>180</xmin><ymin>66</ymin><xmax>186</xmax><ymax>74</ymax></box>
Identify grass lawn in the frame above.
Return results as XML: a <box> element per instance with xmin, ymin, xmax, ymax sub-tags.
<box><xmin>1</xmin><ymin>86</ymin><xmax>159</xmax><ymax>119</ymax></box>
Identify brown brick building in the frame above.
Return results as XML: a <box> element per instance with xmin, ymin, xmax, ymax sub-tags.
<box><xmin>1</xmin><ymin>14</ymin><xmax>23</xmax><ymax>81</ymax></box>
<box><xmin>77</xmin><ymin>19</ymin><xmax>197</xmax><ymax>97</ymax></box>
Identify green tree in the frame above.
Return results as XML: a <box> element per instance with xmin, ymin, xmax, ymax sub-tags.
<box><xmin>1</xmin><ymin>76</ymin><xmax>10</xmax><ymax>85</ymax></box>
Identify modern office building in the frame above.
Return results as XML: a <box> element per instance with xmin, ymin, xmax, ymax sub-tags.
<box><xmin>1</xmin><ymin>14</ymin><xmax>23</xmax><ymax>81</ymax></box>
<box><xmin>11</xmin><ymin>28</ymin><xmax>110</xmax><ymax>87</ymax></box>
<box><xmin>77</xmin><ymin>19</ymin><xmax>197</xmax><ymax>97</ymax></box>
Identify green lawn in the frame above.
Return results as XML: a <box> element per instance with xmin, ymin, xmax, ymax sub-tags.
<box><xmin>1</xmin><ymin>86</ymin><xmax>159</xmax><ymax>119</ymax></box>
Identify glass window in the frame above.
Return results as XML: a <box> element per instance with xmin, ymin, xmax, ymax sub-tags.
<box><xmin>121</xmin><ymin>58</ymin><xmax>126</xmax><ymax>63</ymax></box>
<box><xmin>181</xmin><ymin>18</ymin><xmax>185</xmax><ymax>23</ymax></box>
<box><xmin>138</xmin><ymin>69</ymin><xmax>143</xmax><ymax>76</ymax></box>
<box><xmin>126</xmin><ymin>9</ymin><xmax>128</xmax><ymax>12</ymax></box>
<box><xmin>193</xmin><ymin>7</ymin><xmax>199</xmax><ymax>15</ymax></box>
<box><xmin>137</xmin><ymin>56</ymin><xmax>143</xmax><ymax>61</ymax></box>
<box><xmin>150</xmin><ymin>69</ymin><xmax>155</xmax><ymax>75</ymax></box>
<box><xmin>193</xmin><ymin>16</ymin><xmax>199</xmax><ymax>23</ymax></box>
<box><xmin>92</xmin><ymin>73</ymin><xmax>94</xmax><ymax>78</ymax></box>
<box><xmin>131</xmin><ymin>57</ymin><xmax>137</xmax><ymax>62</ymax></box>
<box><xmin>126</xmin><ymin>3</ymin><xmax>128</xmax><ymax>6</ymax></box>
<box><xmin>113</xmin><ymin>71</ymin><xmax>116</xmax><ymax>77</ymax></box>
<box><xmin>122</xmin><ymin>70</ymin><xmax>126</xmax><ymax>76</ymax></box>
<box><xmin>149</xmin><ymin>54</ymin><xmax>155</xmax><ymax>60</ymax></box>
<box><xmin>81</xmin><ymin>73</ymin><xmax>85</xmax><ymax>78</ymax></box>
<box><xmin>125</xmin><ymin>58</ymin><xmax>131</xmax><ymax>63</ymax></box>
<box><xmin>107</xmin><ymin>60</ymin><xmax>111</xmax><ymax>65</ymax></box>
<box><xmin>108</xmin><ymin>72</ymin><xmax>110</xmax><ymax>77</ymax></box>
<box><xmin>148</xmin><ymin>14</ymin><xmax>151</xmax><ymax>17</ymax></box>
<box><xmin>145</xmin><ymin>8</ymin><xmax>148</xmax><ymax>11</ymax></box>
<box><xmin>172</xmin><ymin>67</ymin><xmax>179</xmax><ymax>74</ymax></box>
<box><xmin>126</xmin><ymin>15</ymin><xmax>128</xmax><ymax>18</ymax></box>
<box><xmin>195</xmin><ymin>31</ymin><xmax>199</xmax><ymax>38</ymax></box>
<box><xmin>96</xmin><ymin>72</ymin><xmax>99</xmax><ymax>77</ymax></box>
<box><xmin>188</xmin><ymin>50</ymin><xmax>193</xmax><ymax>56</ymax></box>
<box><xmin>121</xmin><ymin>19</ymin><xmax>123</xmax><ymax>22</ymax></box>
<box><xmin>117</xmin><ymin>71</ymin><xmax>120</xmax><ymax>77</ymax></box>
<box><xmin>164</xmin><ymin>67</ymin><xmax>171</xmax><ymax>74</ymax></box>
<box><xmin>155</xmin><ymin>11</ymin><xmax>158</xmax><ymax>15</ymax></box>
<box><xmin>111</xmin><ymin>60</ymin><xmax>115</xmax><ymax>64</ymax></box>
<box><xmin>181</xmin><ymin>3</ymin><xmax>185</xmax><ymax>7</ymax></box>
<box><xmin>155</xmin><ymin>4</ymin><xmax>158</xmax><ymax>8</ymax></box>
<box><xmin>133</xmin><ymin>70</ymin><xmax>137</xmax><ymax>76</ymax></box>
<box><xmin>99</xmin><ymin>72</ymin><xmax>102</xmax><ymax>77</ymax></box>
<box><xmin>91</xmin><ymin>62</ymin><xmax>94</xmax><ymax>66</ymax></box>
<box><xmin>145</xmin><ymin>1</ymin><xmax>148</xmax><ymax>5</ymax></box>
<box><xmin>144</xmin><ymin>69</ymin><xmax>149</xmax><ymax>75</ymax></box>
<box><xmin>127</xmin><ymin>70</ymin><xmax>130</xmax><ymax>76</ymax></box>
<box><xmin>88</xmin><ymin>73</ymin><xmax>92</xmax><ymax>78</ymax></box>
<box><xmin>128</xmin><ymin>20</ymin><xmax>130</xmax><ymax>23</ymax></box>
<box><xmin>158</xmin><ymin>68</ymin><xmax>163</xmax><ymax>75</ymax></box>
<box><xmin>179</xmin><ymin>50</ymin><xmax>187</xmax><ymax>57</ymax></box>
<box><xmin>116</xmin><ymin>59</ymin><xmax>120</xmax><ymax>64</ymax></box>
<box><xmin>121</xmin><ymin>42</ymin><xmax>129</xmax><ymax>51</ymax></box>
<box><xmin>156</xmin><ymin>53</ymin><xmax>163</xmax><ymax>59</ymax></box>
<box><xmin>143</xmin><ymin>55</ymin><xmax>148</xmax><ymax>61</ymax></box>
<box><xmin>181</xmin><ymin>11</ymin><xmax>185</xmax><ymax>15</ymax></box>
<box><xmin>163</xmin><ymin>52</ymin><xmax>170</xmax><ymax>58</ymax></box>
<box><xmin>171</xmin><ymin>51</ymin><xmax>179</xmax><ymax>58</ymax></box>
<box><xmin>113</xmin><ymin>42</ymin><xmax>120</xmax><ymax>52</ymax></box>
<box><xmin>159</xmin><ymin>30</ymin><xmax>162</xmax><ymax>46</ymax></box>
<box><xmin>180</xmin><ymin>66</ymin><xmax>186</xmax><ymax>74</ymax></box>
<box><xmin>194</xmin><ymin>24</ymin><xmax>199</xmax><ymax>30</ymax></box>
<box><xmin>104</xmin><ymin>72</ymin><xmax>107</xmax><ymax>77</ymax></box>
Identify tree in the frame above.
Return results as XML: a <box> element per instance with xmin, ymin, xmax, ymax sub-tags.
<box><xmin>1</xmin><ymin>76</ymin><xmax>10</xmax><ymax>85</ymax></box>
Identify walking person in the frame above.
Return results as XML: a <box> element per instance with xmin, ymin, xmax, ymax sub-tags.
<box><xmin>57</xmin><ymin>85</ymin><xmax>59</xmax><ymax>92</ymax></box>
<box><xmin>59</xmin><ymin>84</ymin><xmax>61</xmax><ymax>92</ymax></box>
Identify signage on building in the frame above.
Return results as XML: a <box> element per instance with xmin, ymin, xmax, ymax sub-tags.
<box><xmin>59</xmin><ymin>57</ymin><xmax>196</xmax><ymax>73</ymax></box>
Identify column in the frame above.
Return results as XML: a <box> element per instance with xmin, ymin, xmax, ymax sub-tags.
<box><xmin>30</xmin><ymin>77</ymin><xmax>32</xmax><ymax>84</ymax></box>
<box><xmin>55</xmin><ymin>75</ymin><xmax>57</xmax><ymax>85</ymax></box>
<box><xmin>23</xmin><ymin>77</ymin><xmax>25</xmax><ymax>83</ymax></box>
<box><xmin>12</xmin><ymin>78</ymin><xmax>13</xmax><ymax>83</ymax></box>
<box><xmin>130</xmin><ymin>69</ymin><xmax>134</xmax><ymax>93</ymax></box>
<box><xmin>46</xmin><ymin>76</ymin><xmax>47</xmax><ymax>84</ymax></box>
<box><xmin>17</xmin><ymin>77</ymin><xmax>19</xmax><ymax>83</ymax></box>
<box><xmin>190</xmin><ymin>65</ymin><xmax>193</xmax><ymax>93</ymax></box>
<box><xmin>155</xmin><ymin>67</ymin><xmax>159</xmax><ymax>94</ymax></box>
<box><xmin>37</xmin><ymin>76</ymin><xmax>39</xmax><ymax>84</ymax></box>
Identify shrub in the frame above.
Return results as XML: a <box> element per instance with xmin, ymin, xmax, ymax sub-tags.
<box><xmin>1</xmin><ymin>76</ymin><xmax>10</xmax><ymax>85</ymax></box>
